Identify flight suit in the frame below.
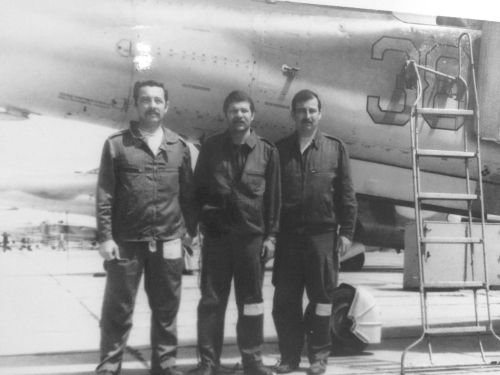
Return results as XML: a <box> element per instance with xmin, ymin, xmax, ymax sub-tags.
<box><xmin>194</xmin><ymin>130</ymin><xmax>280</xmax><ymax>369</ymax></box>
<box><xmin>272</xmin><ymin>130</ymin><xmax>357</xmax><ymax>365</ymax></box>
<box><xmin>96</xmin><ymin>123</ymin><xmax>198</xmax><ymax>374</ymax></box>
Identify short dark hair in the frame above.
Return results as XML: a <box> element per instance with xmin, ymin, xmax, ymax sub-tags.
<box><xmin>133</xmin><ymin>80</ymin><xmax>168</xmax><ymax>105</ymax></box>
<box><xmin>291</xmin><ymin>89</ymin><xmax>321</xmax><ymax>113</ymax></box>
<box><xmin>223</xmin><ymin>91</ymin><xmax>255</xmax><ymax>114</ymax></box>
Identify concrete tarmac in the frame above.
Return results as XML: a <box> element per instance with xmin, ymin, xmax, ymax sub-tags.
<box><xmin>1</xmin><ymin>248</ymin><xmax>500</xmax><ymax>374</ymax></box>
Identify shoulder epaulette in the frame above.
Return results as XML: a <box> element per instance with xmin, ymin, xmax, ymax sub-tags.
<box><xmin>163</xmin><ymin>127</ymin><xmax>181</xmax><ymax>144</ymax></box>
<box><xmin>108</xmin><ymin>129</ymin><xmax>128</xmax><ymax>140</ymax></box>
<box><xmin>201</xmin><ymin>130</ymin><xmax>226</xmax><ymax>145</ymax></box>
<box><xmin>322</xmin><ymin>132</ymin><xmax>345</xmax><ymax>145</ymax></box>
<box><xmin>206</xmin><ymin>130</ymin><xmax>226</xmax><ymax>140</ymax></box>
<box><xmin>258</xmin><ymin>136</ymin><xmax>277</xmax><ymax>148</ymax></box>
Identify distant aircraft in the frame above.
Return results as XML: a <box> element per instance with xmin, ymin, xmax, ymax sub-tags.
<box><xmin>0</xmin><ymin>163</ymin><xmax>98</xmax><ymax>216</ymax></box>
<box><xmin>1</xmin><ymin>0</ymin><xmax>499</xmax><ymax>270</ymax></box>
<box><xmin>0</xmin><ymin>204</ymin><xmax>98</xmax><ymax>248</ymax></box>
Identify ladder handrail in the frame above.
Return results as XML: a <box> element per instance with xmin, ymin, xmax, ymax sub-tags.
<box><xmin>407</xmin><ymin>60</ymin><xmax>427</xmax><ymax>328</ymax></box>
<box><xmin>401</xmin><ymin>33</ymin><xmax>500</xmax><ymax>374</ymax></box>
<box><xmin>459</xmin><ymin>32</ymin><xmax>500</xmax><ymax>341</ymax></box>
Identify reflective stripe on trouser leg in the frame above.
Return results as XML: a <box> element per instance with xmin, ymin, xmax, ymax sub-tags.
<box><xmin>302</xmin><ymin>232</ymin><xmax>337</xmax><ymax>362</ymax></box>
<box><xmin>315</xmin><ymin>303</ymin><xmax>332</xmax><ymax>316</ymax></box>
<box><xmin>232</xmin><ymin>234</ymin><xmax>265</xmax><ymax>367</ymax></box>
<box><xmin>304</xmin><ymin>303</ymin><xmax>332</xmax><ymax>363</ymax></box>
<box><xmin>237</xmin><ymin>303</ymin><xmax>264</xmax><ymax>367</ymax></box>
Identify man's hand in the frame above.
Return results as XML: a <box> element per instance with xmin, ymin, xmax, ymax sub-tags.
<box><xmin>182</xmin><ymin>232</ymin><xmax>194</xmax><ymax>250</ymax></box>
<box><xmin>261</xmin><ymin>236</ymin><xmax>276</xmax><ymax>264</ymax></box>
<box><xmin>182</xmin><ymin>233</ymin><xmax>195</xmax><ymax>256</ymax></box>
<box><xmin>337</xmin><ymin>235</ymin><xmax>352</xmax><ymax>258</ymax></box>
<box><xmin>99</xmin><ymin>240</ymin><xmax>120</xmax><ymax>261</ymax></box>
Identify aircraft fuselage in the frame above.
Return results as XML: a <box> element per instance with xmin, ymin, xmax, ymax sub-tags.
<box><xmin>2</xmin><ymin>0</ymin><xmax>499</xmax><ymax>214</ymax></box>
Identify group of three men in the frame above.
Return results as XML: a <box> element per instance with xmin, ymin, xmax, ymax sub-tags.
<box><xmin>95</xmin><ymin>80</ymin><xmax>357</xmax><ymax>375</ymax></box>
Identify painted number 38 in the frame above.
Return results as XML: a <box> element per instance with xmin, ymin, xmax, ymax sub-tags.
<box><xmin>366</xmin><ymin>36</ymin><xmax>470</xmax><ymax>129</ymax></box>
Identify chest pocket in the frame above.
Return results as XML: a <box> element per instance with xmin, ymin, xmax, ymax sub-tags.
<box><xmin>309</xmin><ymin>169</ymin><xmax>336</xmax><ymax>192</ymax></box>
<box><xmin>243</xmin><ymin>169</ymin><xmax>266</xmax><ymax>196</ymax></box>
<box><xmin>117</xmin><ymin>163</ymin><xmax>145</xmax><ymax>192</ymax></box>
<box><xmin>157</xmin><ymin>166</ymin><xmax>180</xmax><ymax>194</ymax></box>
<box><xmin>119</xmin><ymin>165</ymin><xmax>143</xmax><ymax>175</ymax></box>
<box><xmin>210</xmin><ymin>166</ymin><xmax>232</xmax><ymax>194</ymax></box>
<box><xmin>308</xmin><ymin>169</ymin><xmax>336</xmax><ymax>218</ymax></box>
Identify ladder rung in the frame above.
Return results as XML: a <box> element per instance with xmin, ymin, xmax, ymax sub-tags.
<box><xmin>416</xmin><ymin>108</ymin><xmax>474</xmax><ymax>116</ymax></box>
<box><xmin>418</xmin><ymin>193</ymin><xmax>477</xmax><ymax>200</ymax></box>
<box><xmin>426</xmin><ymin>326</ymin><xmax>488</xmax><ymax>335</ymax></box>
<box><xmin>416</xmin><ymin>149</ymin><xmax>476</xmax><ymax>158</ymax></box>
<box><xmin>424</xmin><ymin>281</ymin><xmax>484</xmax><ymax>289</ymax></box>
<box><xmin>421</xmin><ymin>237</ymin><xmax>482</xmax><ymax>244</ymax></box>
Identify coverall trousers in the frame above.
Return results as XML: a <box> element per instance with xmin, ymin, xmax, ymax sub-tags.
<box><xmin>272</xmin><ymin>231</ymin><xmax>338</xmax><ymax>364</ymax></box>
<box><xmin>197</xmin><ymin>233</ymin><xmax>265</xmax><ymax>368</ymax></box>
<box><xmin>97</xmin><ymin>241</ymin><xmax>183</xmax><ymax>374</ymax></box>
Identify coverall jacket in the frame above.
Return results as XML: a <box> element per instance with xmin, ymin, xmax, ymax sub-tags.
<box><xmin>272</xmin><ymin>130</ymin><xmax>357</xmax><ymax>364</ymax></box>
<box><xmin>194</xmin><ymin>129</ymin><xmax>280</xmax><ymax>369</ymax></box>
<box><xmin>96</xmin><ymin>122</ymin><xmax>197</xmax><ymax>374</ymax></box>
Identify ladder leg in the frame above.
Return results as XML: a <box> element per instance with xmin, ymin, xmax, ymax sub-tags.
<box><xmin>401</xmin><ymin>332</ymin><xmax>426</xmax><ymax>375</ymax></box>
<box><xmin>461</xmin><ymin>32</ymin><xmax>500</xmax><ymax>346</ymax></box>
<box><xmin>478</xmin><ymin>336</ymin><xmax>486</xmax><ymax>362</ymax></box>
<box><xmin>472</xmin><ymin>289</ymin><xmax>480</xmax><ymax>326</ymax></box>
<box><xmin>427</xmin><ymin>335</ymin><xmax>435</xmax><ymax>365</ymax></box>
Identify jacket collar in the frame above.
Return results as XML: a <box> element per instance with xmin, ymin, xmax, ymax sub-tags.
<box><xmin>294</xmin><ymin>129</ymin><xmax>322</xmax><ymax>150</ymax></box>
<box><xmin>224</xmin><ymin>129</ymin><xmax>257</xmax><ymax>149</ymax></box>
<box><xmin>129</xmin><ymin>121</ymin><xmax>178</xmax><ymax>147</ymax></box>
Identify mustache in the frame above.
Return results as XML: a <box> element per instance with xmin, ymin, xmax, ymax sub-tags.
<box><xmin>301</xmin><ymin>119</ymin><xmax>313</xmax><ymax>124</ymax></box>
<box><xmin>145</xmin><ymin>108</ymin><xmax>161</xmax><ymax>116</ymax></box>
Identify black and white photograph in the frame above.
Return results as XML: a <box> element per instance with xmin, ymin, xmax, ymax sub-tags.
<box><xmin>1</xmin><ymin>1</ymin><xmax>500</xmax><ymax>374</ymax></box>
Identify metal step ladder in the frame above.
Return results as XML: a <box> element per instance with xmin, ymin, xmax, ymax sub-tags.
<box><xmin>401</xmin><ymin>33</ymin><xmax>500</xmax><ymax>374</ymax></box>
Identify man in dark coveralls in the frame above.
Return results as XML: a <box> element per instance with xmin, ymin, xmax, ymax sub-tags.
<box><xmin>190</xmin><ymin>91</ymin><xmax>281</xmax><ymax>375</ymax></box>
<box><xmin>272</xmin><ymin>90</ymin><xmax>357</xmax><ymax>375</ymax></box>
<box><xmin>95</xmin><ymin>80</ymin><xmax>198</xmax><ymax>375</ymax></box>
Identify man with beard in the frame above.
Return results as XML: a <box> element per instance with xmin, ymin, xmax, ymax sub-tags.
<box><xmin>272</xmin><ymin>89</ymin><xmax>357</xmax><ymax>375</ymax></box>
<box><xmin>95</xmin><ymin>80</ymin><xmax>198</xmax><ymax>375</ymax></box>
<box><xmin>190</xmin><ymin>91</ymin><xmax>280</xmax><ymax>375</ymax></box>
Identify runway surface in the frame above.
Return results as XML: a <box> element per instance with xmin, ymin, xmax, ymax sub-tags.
<box><xmin>1</xmin><ymin>248</ymin><xmax>500</xmax><ymax>374</ymax></box>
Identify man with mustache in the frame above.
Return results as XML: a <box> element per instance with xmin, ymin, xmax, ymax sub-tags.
<box><xmin>190</xmin><ymin>91</ymin><xmax>280</xmax><ymax>375</ymax></box>
<box><xmin>95</xmin><ymin>80</ymin><xmax>198</xmax><ymax>375</ymax></box>
<box><xmin>272</xmin><ymin>90</ymin><xmax>357</xmax><ymax>375</ymax></box>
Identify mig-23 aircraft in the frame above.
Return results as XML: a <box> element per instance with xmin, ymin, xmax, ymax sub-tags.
<box><xmin>1</xmin><ymin>0</ymin><xmax>499</xmax><ymax>271</ymax></box>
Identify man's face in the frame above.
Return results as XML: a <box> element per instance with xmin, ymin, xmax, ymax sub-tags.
<box><xmin>225</xmin><ymin>101</ymin><xmax>254</xmax><ymax>134</ymax></box>
<box><xmin>293</xmin><ymin>97</ymin><xmax>322</xmax><ymax>136</ymax></box>
<box><xmin>135</xmin><ymin>86</ymin><xmax>168</xmax><ymax>127</ymax></box>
